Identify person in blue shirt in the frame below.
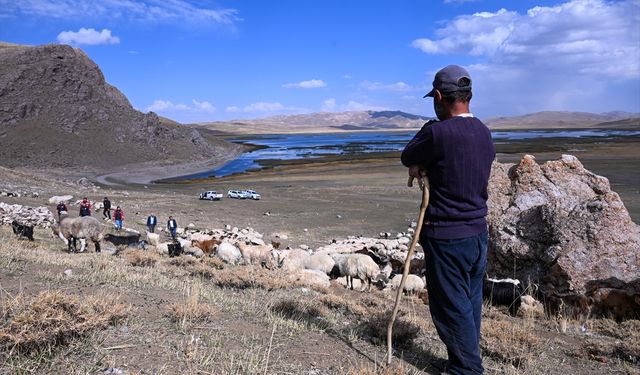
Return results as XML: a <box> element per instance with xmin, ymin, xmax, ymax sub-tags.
<box><xmin>146</xmin><ymin>214</ymin><xmax>157</xmax><ymax>233</ymax></box>
<box><xmin>401</xmin><ymin>65</ymin><xmax>495</xmax><ymax>375</ymax></box>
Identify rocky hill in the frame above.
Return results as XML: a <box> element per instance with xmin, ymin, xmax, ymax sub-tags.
<box><xmin>198</xmin><ymin>110</ymin><xmax>432</xmax><ymax>134</ymax></box>
<box><xmin>0</xmin><ymin>43</ymin><xmax>235</xmax><ymax>171</ymax></box>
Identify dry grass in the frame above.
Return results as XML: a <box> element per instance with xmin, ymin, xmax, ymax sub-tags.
<box><xmin>122</xmin><ymin>247</ymin><xmax>159</xmax><ymax>267</ymax></box>
<box><xmin>0</xmin><ymin>290</ymin><xmax>130</xmax><ymax>356</ymax></box>
<box><xmin>481</xmin><ymin>318</ymin><xmax>542</xmax><ymax>368</ymax></box>
<box><xmin>569</xmin><ymin>319</ymin><xmax>640</xmax><ymax>366</ymax></box>
<box><xmin>362</xmin><ymin>310</ymin><xmax>421</xmax><ymax>348</ymax></box>
<box><xmin>208</xmin><ymin>265</ymin><xmax>289</xmax><ymax>290</ymax></box>
<box><xmin>346</xmin><ymin>361</ymin><xmax>420</xmax><ymax>375</ymax></box>
<box><xmin>271</xmin><ymin>298</ymin><xmax>330</xmax><ymax>323</ymax></box>
<box><xmin>318</xmin><ymin>293</ymin><xmax>369</xmax><ymax>316</ymax></box>
<box><xmin>167</xmin><ymin>281</ymin><xmax>217</xmax><ymax>331</ymax></box>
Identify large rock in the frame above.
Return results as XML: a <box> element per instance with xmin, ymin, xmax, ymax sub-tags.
<box><xmin>0</xmin><ymin>202</ymin><xmax>55</xmax><ymax>228</ymax></box>
<box><xmin>488</xmin><ymin>154</ymin><xmax>640</xmax><ymax>296</ymax></box>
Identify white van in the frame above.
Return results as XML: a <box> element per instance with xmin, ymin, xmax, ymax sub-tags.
<box><xmin>199</xmin><ymin>191</ymin><xmax>223</xmax><ymax>200</ymax></box>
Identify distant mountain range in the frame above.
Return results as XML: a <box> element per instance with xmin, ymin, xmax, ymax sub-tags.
<box><xmin>198</xmin><ymin>110</ymin><xmax>639</xmax><ymax>134</ymax></box>
<box><xmin>197</xmin><ymin>111</ymin><xmax>432</xmax><ymax>134</ymax></box>
<box><xmin>485</xmin><ymin>111</ymin><xmax>640</xmax><ymax>130</ymax></box>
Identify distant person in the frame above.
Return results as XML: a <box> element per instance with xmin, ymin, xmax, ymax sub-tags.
<box><xmin>79</xmin><ymin>197</ymin><xmax>92</xmax><ymax>217</ymax></box>
<box><xmin>56</xmin><ymin>202</ymin><xmax>68</xmax><ymax>219</ymax></box>
<box><xmin>167</xmin><ymin>216</ymin><xmax>178</xmax><ymax>240</ymax></box>
<box><xmin>113</xmin><ymin>206</ymin><xmax>124</xmax><ymax>231</ymax></box>
<box><xmin>103</xmin><ymin>197</ymin><xmax>111</xmax><ymax>220</ymax></box>
<box><xmin>146</xmin><ymin>214</ymin><xmax>157</xmax><ymax>233</ymax></box>
<box><xmin>401</xmin><ymin>65</ymin><xmax>494</xmax><ymax>374</ymax></box>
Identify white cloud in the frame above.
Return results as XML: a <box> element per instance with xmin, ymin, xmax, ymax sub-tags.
<box><xmin>345</xmin><ymin>101</ymin><xmax>388</xmax><ymax>111</ymax></box>
<box><xmin>226</xmin><ymin>106</ymin><xmax>239</xmax><ymax>113</ymax></box>
<box><xmin>342</xmin><ymin>74</ymin><xmax>353</xmax><ymax>79</ymax></box>
<box><xmin>192</xmin><ymin>99</ymin><xmax>215</xmax><ymax>113</ymax></box>
<box><xmin>412</xmin><ymin>0</ymin><xmax>640</xmax><ymax>115</ymax></box>
<box><xmin>411</xmin><ymin>1</ymin><xmax>640</xmax><ymax>79</ymax></box>
<box><xmin>243</xmin><ymin>102</ymin><xmax>285</xmax><ymax>112</ymax></box>
<box><xmin>57</xmin><ymin>28</ymin><xmax>119</xmax><ymax>45</ymax></box>
<box><xmin>1</xmin><ymin>0</ymin><xmax>239</xmax><ymax>25</ymax></box>
<box><xmin>282</xmin><ymin>79</ymin><xmax>327</xmax><ymax>89</ymax></box>
<box><xmin>146</xmin><ymin>99</ymin><xmax>215</xmax><ymax>113</ymax></box>
<box><xmin>361</xmin><ymin>80</ymin><xmax>414</xmax><ymax>92</ymax></box>
<box><xmin>321</xmin><ymin>98</ymin><xmax>336</xmax><ymax>112</ymax></box>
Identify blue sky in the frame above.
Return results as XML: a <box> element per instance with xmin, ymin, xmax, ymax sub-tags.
<box><xmin>1</xmin><ymin>0</ymin><xmax>639</xmax><ymax>123</ymax></box>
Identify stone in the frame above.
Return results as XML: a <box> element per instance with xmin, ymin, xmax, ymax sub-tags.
<box><xmin>48</xmin><ymin>195</ymin><xmax>73</xmax><ymax>205</ymax></box>
<box><xmin>487</xmin><ymin>155</ymin><xmax>640</xmax><ymax>297</ymax></box>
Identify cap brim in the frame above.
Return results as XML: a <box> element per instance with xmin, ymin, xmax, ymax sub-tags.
<box><xmin>423</xmin><ymin>89</ymin><xmax>435</xmax><ymax>98</ymax></box>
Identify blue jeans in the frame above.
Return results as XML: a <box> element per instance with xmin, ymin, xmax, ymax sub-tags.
<box><xmin>169</xmin><ymin>228</ymin><xmax>177</xmax><ymax>239</ymax></box>
<box><xmin>115</xmin><ymin>220</ymin><xmax>123</xmax><ymax>230</ymax></box>
<box><xmin>421</xmin><ymin>231</ymin><xmax>487</xmax><ymax>375</ymax></box>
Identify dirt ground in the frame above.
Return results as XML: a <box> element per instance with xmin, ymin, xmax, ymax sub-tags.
<box><xmin>0</xmin><ymin>140</ymin><xmax>639</xmax><ymax>374</ymax></box>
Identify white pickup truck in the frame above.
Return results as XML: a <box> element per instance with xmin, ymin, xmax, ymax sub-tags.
<box><xmin>199</xmin><ymin>191</ymin><xmax>223</xmax><ymax>201</ymax></box>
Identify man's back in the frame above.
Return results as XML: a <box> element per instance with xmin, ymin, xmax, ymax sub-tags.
<box><xmin>401</xmin><ymin>116</ymin><xmax>494</xmax><ymax>239</ymax></box>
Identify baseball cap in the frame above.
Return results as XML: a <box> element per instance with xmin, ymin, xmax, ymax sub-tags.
<box><xmin>424</xmin><ymin>65</ymin><xmax>472</xmax><ymax>98</ymax></box>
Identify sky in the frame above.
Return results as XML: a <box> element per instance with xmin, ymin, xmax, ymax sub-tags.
<box><xmin>1</xmin><ymin>0</ymin><xmax>639</xmax><ymax>123</ymax></box>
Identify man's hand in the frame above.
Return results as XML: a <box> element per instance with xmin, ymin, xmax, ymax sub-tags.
<box><xmin>407</xmin><ymin>165</ymin><xmax>426</xmax><ymax>188</ymax></box>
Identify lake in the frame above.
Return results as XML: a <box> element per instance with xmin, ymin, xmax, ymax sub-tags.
<box><xmin>178</xmin><ymin>129</ymin><xmax>640</xmax><ymax>179</ymax></box>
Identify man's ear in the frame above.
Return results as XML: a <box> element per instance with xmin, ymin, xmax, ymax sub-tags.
<box><xmin>434</xmin><ymin>89</ymin><xmax>442</xmax><ymax>102</ymax></box>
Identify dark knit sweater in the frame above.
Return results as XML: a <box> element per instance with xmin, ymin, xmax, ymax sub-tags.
<box><xmin>401</xmin><ymin>116</ymin><xmax>495</xmax><ymax>239</ymax></box>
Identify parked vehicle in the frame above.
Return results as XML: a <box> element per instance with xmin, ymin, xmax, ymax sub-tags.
<box><xmin>243</xmin><ymin>190</ymin><xmax>261</xmax><ymax>200</ymax></box>
<box><xmin>227</xmin><ymin>190</ymin><xmax>249</xmax><ymax>199</ymax></box>
<box><xmin>199</xmin><ymin>191</ymin><xmax>223</xmax><ymax>200</ymax></box>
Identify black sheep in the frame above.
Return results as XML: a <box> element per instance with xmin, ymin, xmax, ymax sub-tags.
<box><xmin>11</xmin><ymin>220</ymin><xmax>34</xmax><ymax>241</ymax></box>
<box><xmin>483</xmin><ymin>277</ymin><xmax>525</xmax><ymax>316</ymax></box>
<box><xmin>168</xmin><ymin>242</ymin><xmax>183</xmax><ymax>257</ymax></box>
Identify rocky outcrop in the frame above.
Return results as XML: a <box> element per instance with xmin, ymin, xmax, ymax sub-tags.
<box><xmin>487</xmin><ymin>154</ymin><xmax>640</xmax><ymax>296</ymax></box>
<box><xmin>0</xmin><ymin>202</ymin><xmax>55</xmax><ymax>228</ymax></box>
<box><xmin>0</xmin><ymin>43</ymin><xmax>235</xmax><ymax>170</ymax></box>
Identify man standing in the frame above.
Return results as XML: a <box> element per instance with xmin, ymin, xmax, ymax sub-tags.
<box><xmin>167</xmin><ymin>216</ymin><xmax>178</xmax><ymax>240</ymax></box>
<box><xmin>401</xmin><ymin>65</ymin><xmax>494</xmax><ymax>374</ymax></box>
<box><xmin>147</xmin><ymin>214</ymin><xmax>157</xmax><ymax>233</ymax></box>
<box><xmin>103</xmin><ymin>197</ymin><xmax>111</xmax><ymax>220</ymax></box>
<box><xmin>79</xmin><ymin>197</ymin><xmax>92</xmax><ymax>217</ymax></box>
<box><xmin>113</xmin><ymin>206</ymin><xmax>124</xmax><ymax>231</ymax></box>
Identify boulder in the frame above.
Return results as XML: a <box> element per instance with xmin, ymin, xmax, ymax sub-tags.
<box><xmin>0</xmin><ymin>202</ymin><xmax>55</xmax><ymax>228</ymax></box>
<box><xmin>48</xmin><ymin>195</ymin><xmax>73</xmax><ymax>205</ymax></box>
<box><xmin>487</xmin><ymin>155</ymin><xmax>640</xmax><ymax>296</ymax></box>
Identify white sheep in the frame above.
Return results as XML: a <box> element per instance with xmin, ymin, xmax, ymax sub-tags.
<box><xmin>216</xmin><ymin>241</ymin><xmax>241</xmax><ymax>264</ymax></box>
<box><xmin>238</xmin><ymin>243</ymin><xmax>276</xmax><ymax>268</ymax></box>
<box><xmin>390</xmin><ymin>274</ymin><xmax>425</xmax><ymax>295</ymax></box>
<box><xmin>51</xmin><ymin>214</ymin><xmax>104</xmax><ymax>252</ymax></box>
<box><xmin>289</xmin><ymin>269</ymin><xmax>331</xmax><ymax>289</ymax></box>
<box><xmin>304</xmin><ymin>252</ymin><xmax>335</xmax><ymax>274</ymax></box>
<box><xmin>274</xmin><ymin>248</ymin><xmax>311</xmax><ymax>272</ymax></box>
<box><xmin>146</xmin><ymin>232</ymin><xmax>160</xmax><ymax>246</ymax></box>
<box><xmin>331</xmin><ymin>253</ymin><xmax>380</xmax><ymax>292</ymax></box>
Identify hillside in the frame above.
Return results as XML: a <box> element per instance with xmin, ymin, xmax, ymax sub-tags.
<box><xmin>0</xmin><ymin>43</ymin><xmax>237</xmax><ymax>171</ymax></box>
<box><xmin>485</xmin><ymin>111</ymin><xmax>640</xmax><ymax>129</ymax></box>
<box><xmin>197</xmin><ymin>110</ymin><xmax>432</xmax><ymax>134</ymax></box>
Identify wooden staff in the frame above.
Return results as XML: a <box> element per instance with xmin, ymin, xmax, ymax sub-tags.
<box><xmin>387</xmin><ymin>174</ymin><xmax>429</xmax><ymax>365</ymax></box>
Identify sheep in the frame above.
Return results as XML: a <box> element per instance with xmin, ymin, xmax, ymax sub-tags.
<box><xmin>274</xmin><ymin>249</ymin><xmax>311</xmax><ymax>272</ymax></box>
<box><xmin>588</xmin><ymin>288</ymin><xmax>640</xmax><ymax>321</ymax></box>
<box><xmin>238</xmin><ymin>243</ymin><xmax>276</xmax><ymax>268</ymax></box>
<box><xmin>304</xmin><ymin>252</ymin><xmax>335</xmax><ymax>274</ymax></box>
<box><xmin>11</xmin><ymin>220</ymin><xmax>34</xmax><ymax>241</ymax></box>
<box><xmin>216</xmin><ymin>241</ymin><xmax>241</xmax><ymax>265</ymax></box>
<box><xmin>390</xmin><ymin>274</ymin><xmax>425</xmax><ymax>295</ymax></box>
<box><xmin>104</xmin><ymin>232</ymin><xmax>140</xmax><ymax>247</ymax></box>
<box><xmin>192</xmin><ymin>238</ymin><xmax>220</xmax><ymax>256</ymax></box>
<box><xmin>289</xmin><ymin>269</ymin><xmax>331</xmax><ymax>289</ymax></box>
<box><xmin>51</xmin><ymin>214</ymin><xmax>103</xmax><ymax>252</ymax></box>
<box><xmin>331</xmin><ymin>253</ymin><xmax>380</xmax><ymax>292</ymax></box>
<box><xmin>518</xmin><ymin>295</ymin><xmax>544</xmax><ymax>318</ymax></box>
<box><xmin>146</xmin><ymin>232</ymin><xmax>160</xmax><ymax>246</ymax></box>
<box><xmin>168</xmin><ymin>242</ymin><xmax>182</xmax><ymax>257</ymax></box>
<box><xmin>483</xmin><ymin>277</ymin><xmax>525</xmax><ymax>316</ymax></box>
